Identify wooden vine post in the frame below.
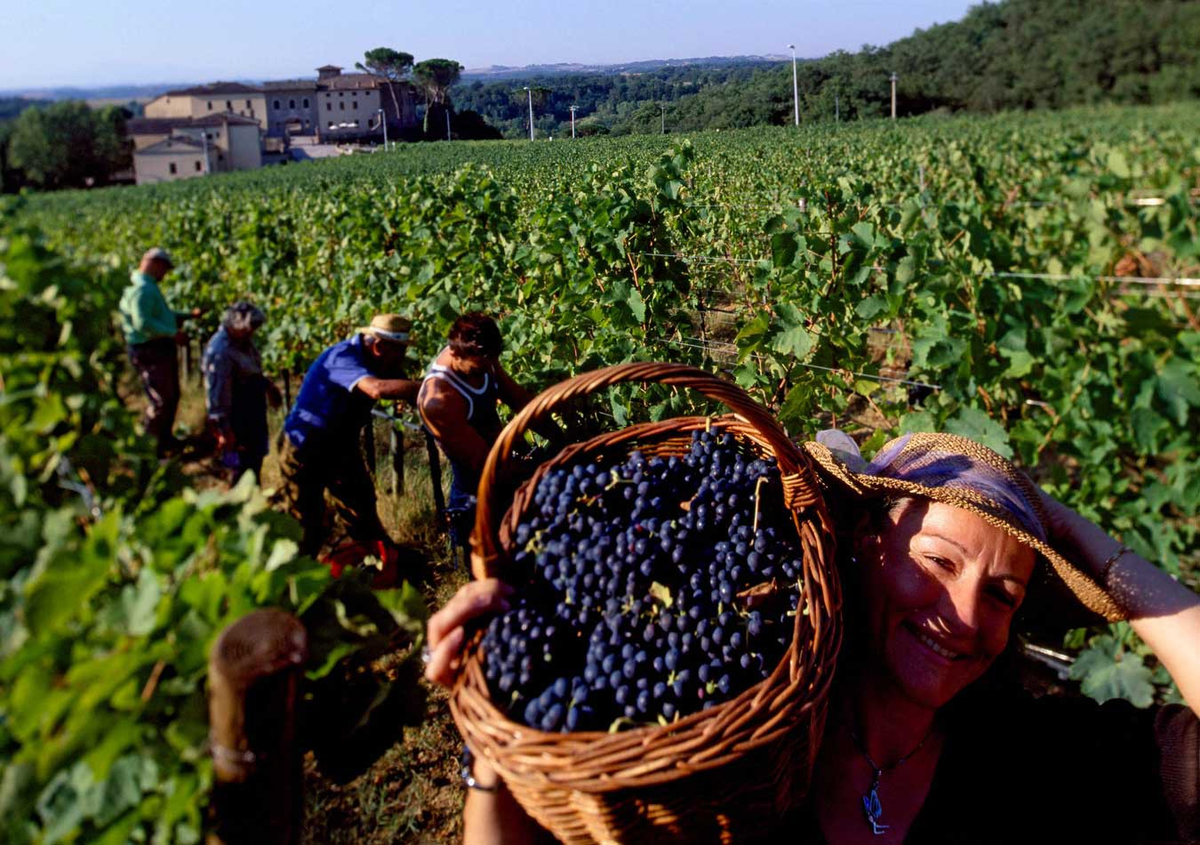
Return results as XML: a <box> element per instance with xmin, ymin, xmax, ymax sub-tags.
<box><xmin>207</xmin><ymin>609</ymin><xmax>308</xmax><ymax>845</ymax></box>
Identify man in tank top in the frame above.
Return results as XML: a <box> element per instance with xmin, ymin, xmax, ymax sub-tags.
<box><xmin>418</xmin><ymin>313</ymin><xmax>558</xmax><ymax>547</ymax></box>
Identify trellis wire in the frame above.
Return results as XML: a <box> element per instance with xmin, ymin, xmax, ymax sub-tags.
<box><xmin>654</xmin><ymin>335</ymin><xmax>942</xmax><ymax>392</ymax></box>
<box><xmin>632</xmin><ymin>250</ymin><xmax>1200</xmax><ymax>293</ymax></box>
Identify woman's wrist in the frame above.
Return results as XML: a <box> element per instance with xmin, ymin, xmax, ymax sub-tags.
<box><xmin>461</xmin><ymin>746</ymin><xmax>500</xmax><ymax>792</ymax></box>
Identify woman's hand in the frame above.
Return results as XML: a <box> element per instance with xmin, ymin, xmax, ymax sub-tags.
<box><xmin>425</xmin><ymin>579</ymin><xmax>513</xmax><ymax>686</ymax></box>
<box><xmin>1034</xmin><ymin>488</ymin><xmax>1126</xmax><ymax>582</ymax></box>
<box><xmin>1037</xmin><ymin>487</ymin><xmax>1200</xmax><ymax>714</ymax></box>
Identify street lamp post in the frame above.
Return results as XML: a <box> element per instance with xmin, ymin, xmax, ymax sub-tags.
<box><xmin>789</xmin><ymin>44</ymin><xmax>799</xmax><ymax>126</ymax></box>
<box><xmin>524</xmin><ymin>86</ymin><xmax>535</xmax><ymax>141</ymax></box>
<box><xmin>890</xmin><ymin>72</ymin><xmax>899</xmax><ymax>120</ymax></box>
<box><xmin>569</xmin><ymin>105</ymin><xmax>577</xmax><ymax>138</ymax></box>
<box><xmin>377</xmin><ymin>108</ymin><xmax>388</xmax><ymax>150</ymax></box>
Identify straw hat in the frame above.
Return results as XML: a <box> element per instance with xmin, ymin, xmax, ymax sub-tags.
<box><xmin>359</xmin><ymin>314</ymin><xmax>413</xmax><ymax>344</ymax></box>
<box><xmin>803</xmin><ymin>431</ymin><xmax>1125</xmax><ymax>622</ymax></box>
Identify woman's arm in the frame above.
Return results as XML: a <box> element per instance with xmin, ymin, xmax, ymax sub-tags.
<box><xmin>1038</xmin><ymin>491</ymin><xmax>1200</xmax><ymax>714</ymax></box>
<box><xmin>462</xmin><ymin>763</ymin><xmax>547</xmax><ymax>845</ymax></box>
<box><xmin>426</xmin><ymin>579</ymin><xmax>545</xmax><ymax>844</ymax></box>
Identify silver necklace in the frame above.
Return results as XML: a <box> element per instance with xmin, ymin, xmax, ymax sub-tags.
<box><xmin>848</xmin><ymin>725</ymin><xmax>936</xmax><ymax>836</ymax></box>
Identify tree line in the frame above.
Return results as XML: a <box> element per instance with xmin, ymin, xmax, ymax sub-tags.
<box><xmin>0</xmin><ymin>100</ymin><xmax>131</xmax><ymax>192</ymax></box>
<box><xmin>453</xmin><ymin>0</ymin><xmax>1200</xmax><ymax>138</ymax></box>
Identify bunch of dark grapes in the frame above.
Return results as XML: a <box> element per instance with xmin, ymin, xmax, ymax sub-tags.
<box><xmin>480</xmin><ymin>427</ymin><xmax>806</xmax><ymax>733</ymax></box>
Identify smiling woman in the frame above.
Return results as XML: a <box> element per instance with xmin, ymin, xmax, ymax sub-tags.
<box><xmin>425</xmin><ymin>431</ymin><xmax>1200</xmax><ymax>844</ymax></box>
<box><xmin>798</xmin><ymin>432</ymin><xmax>1200</xmax><ymax>844</ymax></box>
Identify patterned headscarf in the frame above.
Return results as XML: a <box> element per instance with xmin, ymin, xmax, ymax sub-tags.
<box><xmin>805</xmin><ymin>431</ymin><xmax>1123</xmax><ymax>621</ymax></box>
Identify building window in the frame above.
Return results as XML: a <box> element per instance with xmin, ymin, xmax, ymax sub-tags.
<box><xmin>273</xmin><ymin>99</ymin><xmax>280</xmax><ymax>109</ymax></box>
<box><xmin>326</xmin><ymin>103</ymin><xmax>331</xmax><ymax>112</ymax></box>
<box><xmin>352</xmin><ymin>101</ymin><xmax>357</xmax><ymax>109</ymax></box>
<box><xmin>225</xmin><ymin>100</ymin><xmax>232</xmax><ymax>110</ymax></box>
<box><xmin>246</xmin><ymin>99</ymin><xmax>251</xmax><ymax>108</ymax></box>
<box><xmin>169</xmin><ymin>162</ymin><xmax>177</xmax><ymax>174</ymax></box>
<box><xmin>304</xmin><ymin>119</ymin><xmax>310</xmax><ymax>128</ymax></box>
<box><xmin>339</xmin><ymin>102</ymin><xmax>344</xmax><ymax>111</ymax></box>
<box><xmin>328</xmin><ymin>121</ymin><xmax>334</xmax><ymax>129</ymax></box>
<box><xmin>303</xmin><ymin>98</ymin><xmax>309</xmax><ymax>108</ymax></box>
<box><xmin>207</xmin><ymin>101</ymin><xmax>213</xmax><ymax>110</ymax></box>
<box><xmin>195</xmin><ymin>160</ymin><xmax>202</xmax><ymax>172</ymax></box>
<box><xmin>289</xmin><ymin>99</ymin><xmax>295</xmax><ymax>109</ymax></box>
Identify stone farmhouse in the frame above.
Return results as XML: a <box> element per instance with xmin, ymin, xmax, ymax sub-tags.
<box><xmin>130</xmin><ymin>66</ymin><xmax>418</xmax><ymax>184</ymax></box>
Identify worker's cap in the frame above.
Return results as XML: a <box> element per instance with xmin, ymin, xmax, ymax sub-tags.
<box><xmin>141</xmin><ymin>247</ymin><xmax>174</xmax><ymax>267</ymax></box>
<box><xmin>359</xmin><ymin>313</ymin><xmax>413</xmax><ymax>345</ymax></box>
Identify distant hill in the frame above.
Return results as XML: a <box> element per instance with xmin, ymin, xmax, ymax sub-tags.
<box><xmin>462</xmin><ymin>56</ymin><xmax>788</xmax><ymax>80</ymax></box>
<box><xmin>0</xmin><ymin>97</ymin><xmax>40</xmax><ymax>122</ymax></box>
<box><xmin>452</xmin><ymin>57</ymin><xmax>789</xmax><ymax>139</ymax></box>
<box><xmin>0</xmin><ymin>81</ymin><xmax>256</xmax><ymax>102</ymax></box>
<box><xmin>458</xmin><ymin>0</ymin><xmax>1200</xmax><ymax>139</ymax></box>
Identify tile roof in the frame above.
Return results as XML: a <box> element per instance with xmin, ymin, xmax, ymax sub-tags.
<box><xmin>135</xmin><ymin>136</ymin><xmax>206</xmax><ymax>155</ymax></box>
<box><xmin>262</xmin><ymin>80</ymin><xmax>320</xmax><ymax>91</ymax></box>
<box><xmin>323</xmin><ymin>73</ymin><xmax>383</xmax><ymax>90</ymax></box>
<box><xmin>164</xmin><ymin>81</ymin><xmax>264</xmax><ymax>96</ymax></box>
<box><xmin>127</xmin><ymin>113</ymin><xmax>261</xmax><ymax>135</ymax></box>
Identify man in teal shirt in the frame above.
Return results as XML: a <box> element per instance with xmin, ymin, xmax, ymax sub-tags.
<box><xmin>119</xmin><ymin>247</ymin><xmax>199</xmax><ymax>455</ymax></box>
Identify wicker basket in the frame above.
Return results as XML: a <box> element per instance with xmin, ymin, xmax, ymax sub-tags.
<box><xmin>451</xmin><ymin>362</ymin><xmax>842</xmax><ymax>843</ymax></box>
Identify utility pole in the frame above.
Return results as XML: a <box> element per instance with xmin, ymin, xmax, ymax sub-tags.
<box><xmin>789</xmin><ymin>44</ymin><xmax>799</xmax><ymax>126</ymax></box>
<box><xmin>835</xmin><ymin>93</ymin><xmax>840</xmax><ymax>122</ymax></box>
<box><xmin>570</xmin><ymin>105</ymin><xmax>577</xmax><ymax>138</ymax></box>
<box><xmin>524</xmin><ymin>86</ymin><xmax>535</xmax><ymax>141</ymax></box>
<box><xmin>445</xmin><ymin>108</ymin><xmax>451</xmax><ymax>141</ymax></box>
<box><xmin>660</xmin><ymin>103</ymin><xmax>665</xmax><ymax>135</ymax></box>
<box><xmin>890</xmin><ymin>72</ymin><xmax>899</xmax><ymax>120</ymax></box>
<box><xmin>377</xmin><ymin>108</ymin><xmax>388</xmax><ymax>150</ymax></box>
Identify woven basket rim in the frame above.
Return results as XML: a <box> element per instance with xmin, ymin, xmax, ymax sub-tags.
<box><xmin>453</xmin><ymin>416</ymin><xmax>840</xmax><ymax>791</ymax></box>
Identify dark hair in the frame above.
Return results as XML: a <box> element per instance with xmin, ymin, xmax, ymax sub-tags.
<box><xmin>448</xmin><ymin>312</ymin><xmax>502</xmax><ymax>359</ymax></box>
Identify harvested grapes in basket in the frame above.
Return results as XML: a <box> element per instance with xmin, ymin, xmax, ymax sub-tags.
<box><xmin>480</xmin><ymin>425</ymin><xmax>809</xmax><ymax>733</ymax></box>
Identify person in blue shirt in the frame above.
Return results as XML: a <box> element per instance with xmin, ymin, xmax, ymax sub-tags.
<box><xmin>202</xmin><ymin>301</ymin><xmax>280</xmax><ymax>484</ymax></box>
<box><xmin>277</xmin><ymin>314</ymin><xmax>420</xmax><ymax>555</ymax></box>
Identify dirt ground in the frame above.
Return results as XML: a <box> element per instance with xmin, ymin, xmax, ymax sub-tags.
<box><xmin>166</xmin><ymin>367</ymin><xmax>469</xmax><ymax>843</ymax></box>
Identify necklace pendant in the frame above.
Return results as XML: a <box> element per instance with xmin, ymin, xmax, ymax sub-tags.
<box><xmin>862</xmin><ymin>782</ymin><xmax>889</xmax><ymax>835</ymax></box>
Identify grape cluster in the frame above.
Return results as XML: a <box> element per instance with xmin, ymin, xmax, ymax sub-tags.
<box><xmin>480</xmin><ymin>427</ymin><xmax>806</xmax><ymax>733</ymax></box>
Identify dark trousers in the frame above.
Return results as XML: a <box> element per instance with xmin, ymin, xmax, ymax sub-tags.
<box><xmin>128</xmin><ymin>339</ymin><xmax>179</xmax><ymax>454</ymax></box>
<box><xmin>275</xmin><ymin>432</ymin><xmax>386</xmax><ymax>556</ymax></box>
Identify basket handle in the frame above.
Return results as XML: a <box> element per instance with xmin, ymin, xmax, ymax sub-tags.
<box><xmin>469</xmin><ymin>361</ymin><xmax>817</xmax><ymax>580</ymax></box>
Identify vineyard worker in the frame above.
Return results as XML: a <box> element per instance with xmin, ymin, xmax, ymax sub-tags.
<box><xmin>425</xmin><ymin>432</ymin><xmax>1200</xmax><ymax>844</ymax></box>
<box><xmin>277</xmin><ymin>314</ymin><xmax>420</xmax><ymax>556</ymax></box>
<box><xmin>417</xmin><ymin>313</ymin><xmax>559</xmax><ymax>548</ymax></box>
<box><xmin>202</xmin><ymin>301</ymin><xmax>281</xmax><ymax>483</ymax></box>
<box><xmin>118</xmin><ymin>247</ymin><xmax>201</xmax><ymax>456</ymax></box>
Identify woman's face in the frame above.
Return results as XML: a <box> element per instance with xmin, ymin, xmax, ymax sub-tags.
<box><xmin>859</xmin><ymin>499</ymin><xmax>1036</xmax><ymax>710</ymax></box>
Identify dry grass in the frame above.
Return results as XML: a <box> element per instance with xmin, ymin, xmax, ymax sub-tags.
<box><xmin>296</xmin><ymin>426</ymin><xmax>469</xmax><ymax>844</ymax></box>
<box><xmin>166</xmin><ymin>362</ymin><xmax>469</xmax><ymax>843</ymax></box>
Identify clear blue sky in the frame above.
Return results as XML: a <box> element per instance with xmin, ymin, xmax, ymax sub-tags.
<box><xmin>1</xmin><ymin>0</ymin><xmax>979</xmax><ymax>90</ymax></box>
